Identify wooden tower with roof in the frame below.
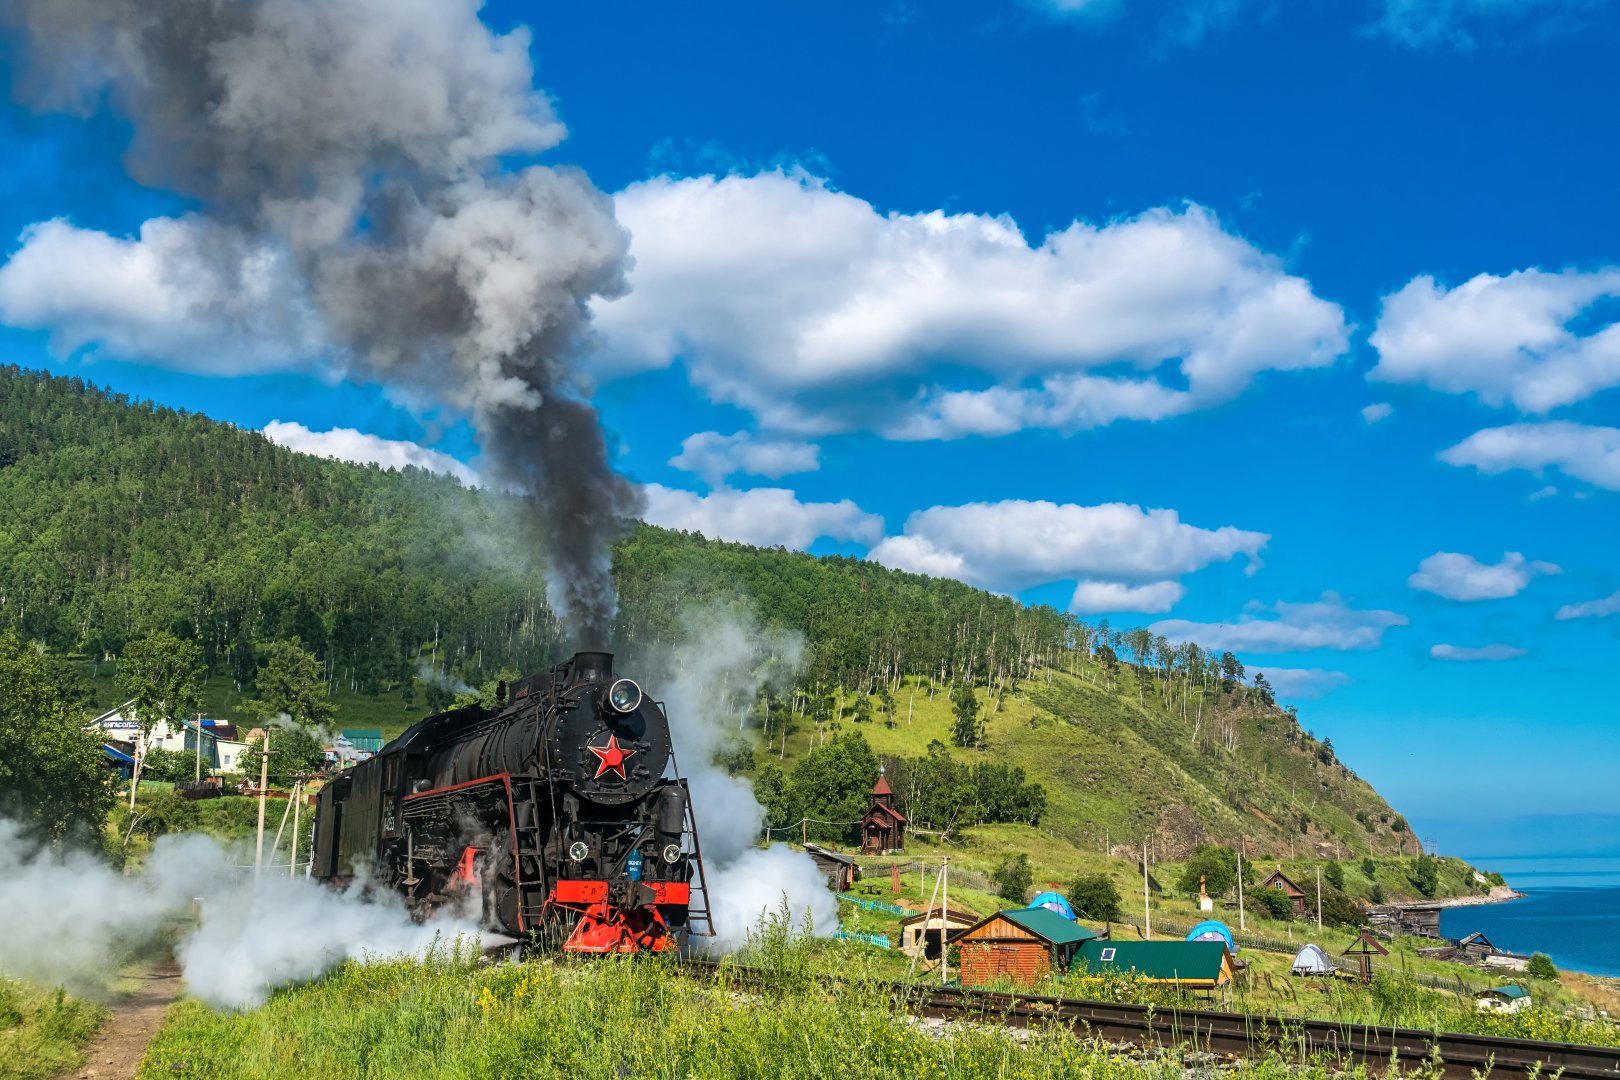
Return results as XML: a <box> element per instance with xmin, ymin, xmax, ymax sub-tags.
<box><xmin>861</xmin><ymin>768</ymin><xmax>906</xmax><ymax>854</ymax></box>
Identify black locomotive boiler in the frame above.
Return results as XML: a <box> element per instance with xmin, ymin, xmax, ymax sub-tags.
<box><xmin>310</xmin><ymin>651</ymin><xmax>710</xmax><ymax>952</ymax></box>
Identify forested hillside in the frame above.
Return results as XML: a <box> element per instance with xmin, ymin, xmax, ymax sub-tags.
<box><xmin>0</xmin><ymin>365</ymin><xmax>1409</xmax><ymax>856</ymax></box>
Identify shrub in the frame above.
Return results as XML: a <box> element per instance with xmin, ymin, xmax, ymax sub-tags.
<box><xmin>1316</xmin><ymin>887</ymin><xmax>1363</xmax><ymax>928</ymax></box>
<box><xmin>1250</xmin><ymin>886</ymin><xmax>1295</xmax><ymax>920</ymax></box>
<box><xmin>993</xmin><ymin>853</ymin><xmax>1033</xmax><ymax>904</ymax></box>
<box><xmin>1486</xmin><ymin>871</ymin><xmax>1506</xmax><ymax>888</ymax></box>
<box><xmin>1528</xmin><ymin>952</ymin><xmax>1559</xmax><ymax>980</ymax></box>
<box><xmin>1068</xmin><ymin>873</ymin><xmax>1122</xmax><ymax>922</ymax></box>
<box><xmin>1411</xmin><ymin>854</ymin><xmax>1439</xmax><ymax>898</ymax></box>
<box><xmin>1323</xmin><ymin>862</ymin><xmax>1344</xmax><ymax>891</ymax></box>
<box><xmin>1175</xmin><ymin>845</ymin><xmax>1238</xmax><ymax>898</ymax></box>
<box><xmin>1361</xmin><ymin>857</ymin><xmax>1377</xmax><ymax>880</ymax></box>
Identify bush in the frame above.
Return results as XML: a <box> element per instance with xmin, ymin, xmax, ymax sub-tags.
<box><xmin>1361</xmin><ymin>856</ymin><xmax>1377</xmax><ymax>880</ymax></box>
<box><xmin>993</xmin><ymin>854</ymin><xmax>1033</xmax><ymax>904</ymax></box>
<box><xmin>1250</xmin><ymin>886</ymin><xmax>1295</xmax><ymax>920</ymax></box>
<box><xmin>1316</xmin><ymin>887</ymin><xmax>1363</xmax><ymax>928</ymax></box>
<box><xmin>1411</xmin><ymin>854</ymin><xmax>1439</xmax><ymax>898</ymax></box>
<box><xmin>1527</xmin><ymin>952</ymin><xmax>1559</xmax><ymax>980</ymax></box>
<box><xmin>1068</xmin><ymin>873</ymin><xmax>1122</xmax><ymax>922</ymax></box>
<box><xmin>1175</xmin><ymin>845</ymin><xmax>1238</xmax><ymax>898</ymax></box>
<box><xmin>1323</xmin><ymin>862</ymin><xmax>1344</xmax><ymax>891</ymax></box>
<box><xmin>1486</xmin><ymin>871</ymin><xmax>1506</xmax><ymax>888</ymax></box>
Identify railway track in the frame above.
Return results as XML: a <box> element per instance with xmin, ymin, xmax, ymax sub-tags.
<box><xmin>680</xmin><ymin>959</ymin><xmax>1620</xmax><ymax>1079</ymax></box>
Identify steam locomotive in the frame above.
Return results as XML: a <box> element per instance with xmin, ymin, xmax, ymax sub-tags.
<box><xmin>310</xmin><ymin>651</ymin><xmax>709</xmax><ymax>952</ymax></box>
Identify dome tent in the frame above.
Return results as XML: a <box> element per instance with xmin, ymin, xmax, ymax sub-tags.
<box><xmin>1291</xmin><ymin>943</ymin><xmax>1335</xmax><ymax>976</ymax></box>
<box><xmin>1028</xmin><ymin>892</ymin><xmax>1075</xmax><ymax>920</ymax></box>
<box><xmin>1186</xmin><ymin>920</ymin><xmax>1237</xmax><ymax>953</ymax></box>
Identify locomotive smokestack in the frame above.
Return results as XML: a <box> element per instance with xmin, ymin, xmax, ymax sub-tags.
<box><xmin>0</xmin><ymin>0</ymin><xmax>641</xmax><ymax>644</ymax></box>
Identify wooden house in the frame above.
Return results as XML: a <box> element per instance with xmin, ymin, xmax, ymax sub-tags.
<box><xmin>803</xmin><ymin>843</ymin><xmax>859</xmax><ymax>892</ymax></box>
<box><xmin>1368</xmin><ymin>903</ymin><xmax>1443</xmax><ymax>939</ymax></box>
<box><xmin>1457</xmin><ymin>932</ymin><xmax>1496</xmax><ymax>960</ymax></box>
<box><xmin>953</xmin><ymin>908</ymin><xmax>1099</xmax><ymax>987</ymax></box>
<box><xmin>1475</xmin><ymin>984</ymin><xmax>1532</xmax><ymax>1014</ymax></box>
<box><xmin>860</xmin><ymin>772</ymin><xmax>906</xmax><ymax>854</ymax></box>
<box><xmin>1260</xmin><ymin>870</ymin><xmax>1308</xmax><ymax>916</ymax></box>
<box><xmin>1073</xmin><ymin>940</ymin><xmax>1234</xmax><ymax>990</ymax></box>
<box><xmin>899</xmin><ymin>907</ymin><xmax>979</xmax><ymax>964</ymax></box>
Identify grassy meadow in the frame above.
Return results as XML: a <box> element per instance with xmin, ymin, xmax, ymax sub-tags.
<box><xmin>0</xmin><ymin>978</ymin><xmax>105</xmax><ymax>1080</ymax></box>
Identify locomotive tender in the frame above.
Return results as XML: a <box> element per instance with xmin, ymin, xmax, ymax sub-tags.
<box><xmin>310</xmin><ymin>651</ymin><xmax>709</xmax><ymax>952</ymax></box>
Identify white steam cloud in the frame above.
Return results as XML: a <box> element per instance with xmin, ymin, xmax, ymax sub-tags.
<box><xmin>640</xmin><ymin>603</ymin><xmax>837</xmax><ymax>951</ymax></box>
<box><xmin>0</xmin><ymin>819</ymin><xmax>474</xmax><ymax>1010</ymax></box>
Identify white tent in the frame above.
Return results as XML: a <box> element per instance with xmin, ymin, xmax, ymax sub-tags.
<box><xmin>1291</xmin><ymin>943</ymin><xmax>1335</xmax><ymax>976</ymax></box>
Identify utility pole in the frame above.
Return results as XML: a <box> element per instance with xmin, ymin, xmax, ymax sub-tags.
<box><xmin>254</xmin><ymin>729</ymin><xmax>271</xmax><ymax>876</ymax></box>
<box><xmin>1316</xmin><ymin>864</ymin><xmax>1323</xmax><ymax>931</ymax></box>
<box><xmin>194</xmin><ymin>714</ymin><xmax>203</xmax><ymax>784</ymax></box>
<box><xmin>941</xmin><ymin>857</ymin><xmax>950</xmax><ymax>985</ymax></box>
<box><xmin>1236</xmin><ymin>838</ymin><xmax>1246</xmax><ymax>932</ymax></box>
<box><xmin>1142</xmin><ymin>841</ymin><xmax>1152</xmax><ymax>940</ymax></box>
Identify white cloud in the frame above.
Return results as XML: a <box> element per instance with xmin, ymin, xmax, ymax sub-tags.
<box><xmin>1372</xmin><ymin>0</ymin><xmax>1604</xmax><ymax>48</ymax></box>
<box><xmin>668</xmin><ymin>431</ymin><xmax>820</xmax><ymax>487</ymax></box>
<box><xmin>594</xmin><ymin>171</ymin><xmax>1348</xmax><ymax>438</ymax></box>
<box><xmin>262</xmin><ymin>421</ymin><xmax>477</xmax><ymax>485</ymax></box>
<box><xmin>868</xmin><ymin>501</ymin><xmax>1266</xmax><ymax>604</ymax></box>
<box><xmin>1529</xmin><ymin>485</ymin><xmax>1558</xmax><ymax>501</ymax></box>
<box><xmin>1254</xmin><ymin>667</ymin><xmax>1353</xmax><ymax>700</ymax></box>
<box><xmin>0</xmin><ymin>216</ymin><xmax>321</xmax><ymax>372</ymax></box>
<box><xmin>1070</xmin><ymin>580</ymin><xmax>1186</xmax><ymax>614</ymax></box>
<box><xmin>1556</xmin><ymin>590</ymin><xmax>1620</xmax><ymax>620</ymax></box>
<box><xmin>1430</xmin><ymin>643</ymin><xmax>1529</xmax><ymax>662</ymax></box>
<box><xmin>1151</xmin><ymin>593</ymin><xmax>1408</xmax><ymax>653</ymax></box>
<box><xmin>639</xmin><ymin>484</ymin><xmax>882</xmax><ymax>551</ymax></box>
<box><xmin>1361</xmin><ymin>402</ymin><xmax>1394</xmax><ymax>424</ymax></box>
<box><xmin>1439</xmin><ymin>421</ymin><xmax>1620</xmax><ymax>490</ymax></box>
<box><xmin>1369</xmin><ymin>268</ymin><xmax>1620</xmax><ymax>412</ymax></box>
<box><xmin>1407</xmin><ymin>551</ymin><xmax>1559</xmax><ymax>601</ymax></box>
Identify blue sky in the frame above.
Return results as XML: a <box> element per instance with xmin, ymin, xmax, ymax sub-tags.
<box><xmin>0</xmin><ymin>0</ymin><xmax>1615</xmax><ymax>858</ymax></box>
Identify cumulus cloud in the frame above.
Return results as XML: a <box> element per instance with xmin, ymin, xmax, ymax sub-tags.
<box><xmin>1361</xmin><ymin>402</ymin><xmax>1394</xmax><ymax>423</ymax></box>
<box><xmin>668</xmin><ymin>430</ymin><xmax>820</xmax><ymax>487</ymax></box>
<box><xmin>593</xmin><ymin>171</ymin><xmax>1348</xmax><ymax>438</ymax></box>
<box><xmin>1430</xmin><ymin>643</ymin><xmax>1529</xmax><ymax>662</ymax></box>
<box><xmin>1439</xmin><ymin>421</ymin><xmax>1620</xmax><ymax>490</ymax></box>
<box><xmin>1070</xmin><ymin>580</ymin><xmax>1186</xmax><ymax>614</ymax></box>
<box><xmin>1407</xmin><ymin>550</ymin><xmax>1559</xmax><ymax>600</ymax></box>
<box><xmin>1151</xmin><ymin>593</ymin><xmax>1408</xmax><ymax>653</ymax></box>
<box><xmin>263</xmin><ymin>421</ymin><xmax>478</xmax><ymax>486</ymax></box>
<box><xmin>1253</xmin><ymin>667</ymin><xmax>1353</xmax><ymax>700</ymax></box>
<box><xmin>0</xmin><ymin>217</ymin><xmax>321</xmax><ymax>371</ymax></box>
<box><xmin>640</xmin><ymin>483</ymin><xmax>883</xmax><ymax>550</ymax></box>
<box><xmin>1556</xmin><ymin>590</ymin><xmax>1620</xmax><ymax>620</ymax></box>
<box><xmin>1370</xmin><ymin>268</ymin><xmax>1620</xmax><ymax>412</ymax></box>
<box><xmin>868</xmin><ymin>501</ymin><xmax>1266</xmax><ymax>612</ymax></box>
<box><xmin>1372</xmin><ymin>0</ymin><xmax>1605</xmax><ymax>48</ymax></box>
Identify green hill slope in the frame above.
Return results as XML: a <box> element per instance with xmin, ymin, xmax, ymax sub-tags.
<box><xmin>2</xmin><ymin>364</ymin><xmax>1413</xmax><ymax>862</ymax></box>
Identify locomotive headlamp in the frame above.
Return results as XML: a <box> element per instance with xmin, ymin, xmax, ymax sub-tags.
<box><xmin>661</xmin><ymin>843</ymin><xmax>681</xmax><ymax>864</ymax></box>
<box><xmin>606</xmin><ymin>678</ymin><xmax>643</xmax><ymax>714</ymax></box>
<box><xmin>568</xmin><ymin>841</ymin><xmax>588</xmax><ymax>862</ymax></box>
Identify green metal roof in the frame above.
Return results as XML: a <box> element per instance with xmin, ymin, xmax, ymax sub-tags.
<box><xmin>341</xmin><ymin>728</ymin><xmax>385</xmax><ymax>751</ymax></box>
<box><xmin>1480</xmin><ymin>984</ymin><xmax>1530</xmax><ymax>1000</ymax></box>
<box><xmin>1075</xmin><ymin>939</ymin><xmax>1229</xmax><ymax>982</ymax></box>
<box><xmin>999</xmin><ymin>907</ymin><xmax>1100</xmax><ymax>946</ymax></box>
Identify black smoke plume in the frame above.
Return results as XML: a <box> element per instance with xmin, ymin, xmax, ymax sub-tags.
<box><xmin>0</xmin><ymin>0</ymin><xmax>642</xmax><ymax>642</ymax></box>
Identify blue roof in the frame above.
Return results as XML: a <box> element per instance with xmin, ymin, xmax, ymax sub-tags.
<box><xmin>1029</xmin><ymin>892</ymin><xmax>1075</xmax><ymax>920</ymax></box>
<box><xmin>101</xmin><ymin>743</ymin><xmax>135</xmax><ymax>763</ymax></box>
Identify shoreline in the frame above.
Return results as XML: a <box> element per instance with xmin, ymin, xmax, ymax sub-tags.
<box><xmin>1420</xmin><ymin>886</ymin><xmax>1527</xmax><ymax>908</ymax></box>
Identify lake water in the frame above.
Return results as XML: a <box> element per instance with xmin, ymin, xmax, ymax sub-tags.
<box><xmin>1440</xmin><ymin>857</ymin><xmax>1620</xmax><ymax>978</ymax></box>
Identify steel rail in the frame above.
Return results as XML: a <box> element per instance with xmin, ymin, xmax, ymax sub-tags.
<box><xmin>678</xmin><ymin>959</ymin><xmax>1620</xmax><ymax>1079</ymax></box>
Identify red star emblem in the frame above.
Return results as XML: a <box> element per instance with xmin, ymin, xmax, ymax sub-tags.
<box><xmin>587</xmin><ymin>734</ymin><xmax>636</xmax><ymax>780</ymax></box>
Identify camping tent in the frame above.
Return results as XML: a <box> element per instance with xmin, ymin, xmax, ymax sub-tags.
<box><xmin>1028</xmin><ymin>892</ymin><xmax>1076</xmax><ymax>920</ymax></box>
<box><xmin>1291</xmin><ymin>943</ymin><xmax>1335</xmax><ymax>976</ymax></box>
<box><xmin>1186</xmin><ymin>920</ymin><xmax>1236</xmax><ymax>953</ymax></box>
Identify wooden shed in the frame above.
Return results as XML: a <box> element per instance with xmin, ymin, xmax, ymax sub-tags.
<box><xmin>1073</xmin><ymin>940</ymin><xmax>1234</xmax><ymax>990</ymax></box>
<box><xmin>803</xmin><ymin>843</ymin><xmax>859</xmax><ymax>892</ymax></box>
<box><xmin>860</xmin><ymin>773</ymin><xmax>906</xmax><ymax>854</ymax></box>
<box><xmin>899</xmin><ymin>907</ymin><xmax>979</xmax><ymax>964</ymax></box>
<box><xmin>1259</xmin><ymin>870</ymin><xmax>1308</xmax><ymax>916</ymax></box>
<box><xmin>953</xmin><ymin>908</ymin><xmax>1098</xmax><ymax>987</ymax></box>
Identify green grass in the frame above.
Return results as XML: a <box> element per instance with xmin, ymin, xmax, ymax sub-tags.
<box><xmin>138</xmin><ymin>926</ymin><xmax>1429</xmax><ymax>1080</ymax></box>
<box><xmin>0</xmin><ymin>978</ymin><xmax>105</xmax><ymax>1080</ymax></box>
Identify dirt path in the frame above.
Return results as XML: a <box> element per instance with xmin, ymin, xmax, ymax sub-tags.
<box><xmin>56</xmin><ymin>966</ymin><xmax>182</xmax><ymax>1080</ymax></box>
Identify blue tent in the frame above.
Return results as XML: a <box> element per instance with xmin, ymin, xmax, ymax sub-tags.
<box><xmin>1186</xmin><ymin>919</ymin><xmax>1237</xmax><ymax>953</ymax></box>
<box><xmin>1028</xmin><ymin>892</ymin><xmax>1076</xmax><ymax>920</ymax></box>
